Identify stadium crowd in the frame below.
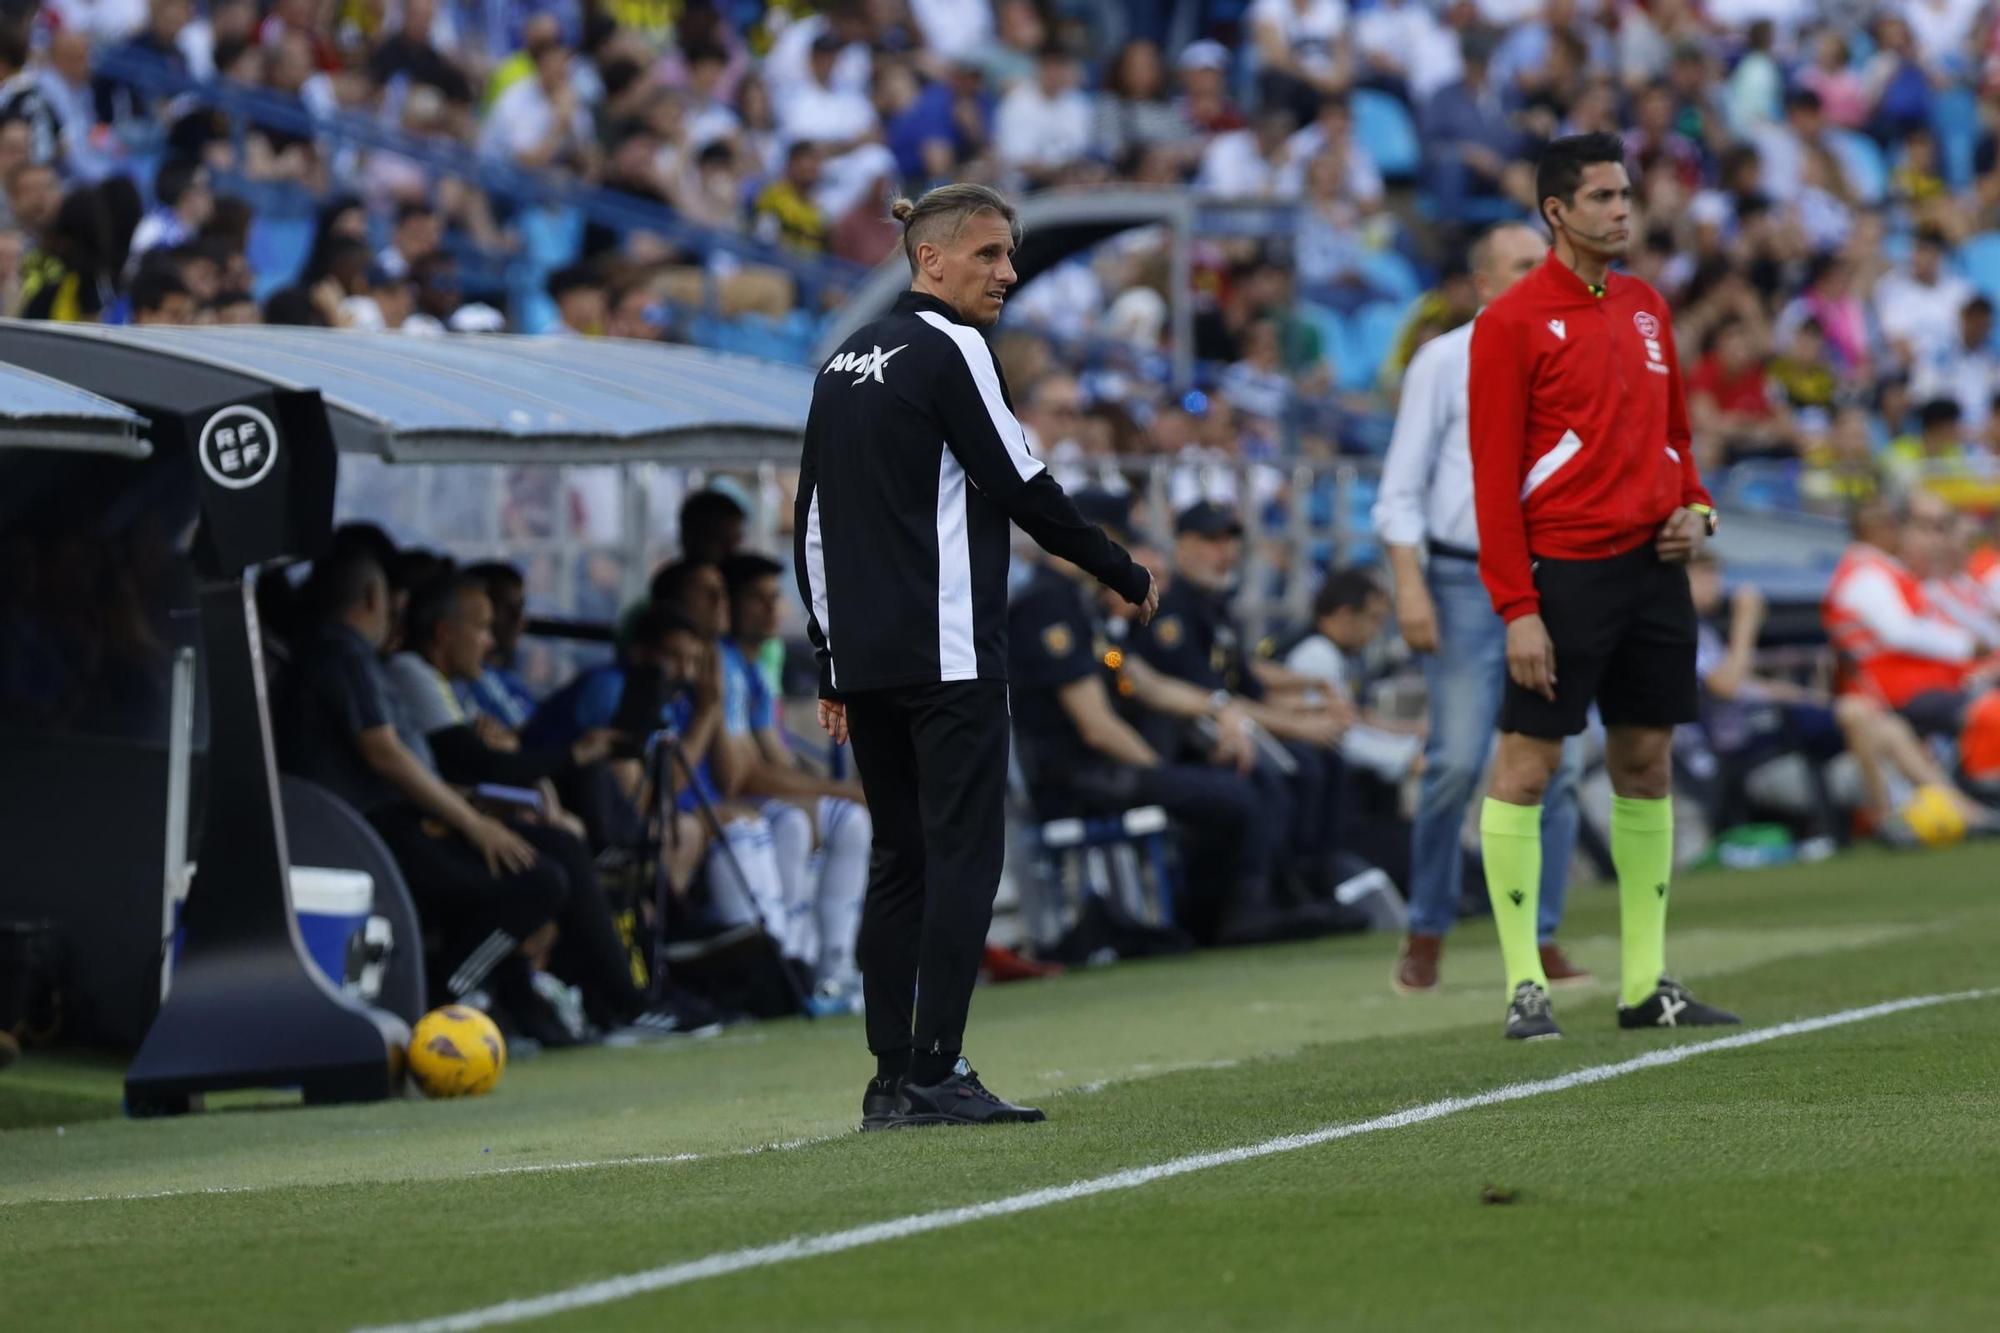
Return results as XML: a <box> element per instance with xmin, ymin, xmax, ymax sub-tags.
<box><xmin>9</xmin><ymin>1</ymin><xmax>2000</xmax><ymax>1034</ymax></box>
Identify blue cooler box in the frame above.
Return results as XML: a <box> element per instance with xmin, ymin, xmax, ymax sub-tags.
<box><xmin>169</xmin><ymin>866</ymin><xmax>374</xmax><ymax>992</ymax></box>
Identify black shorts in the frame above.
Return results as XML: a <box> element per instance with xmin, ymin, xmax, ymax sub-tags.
<box><xmin>1499</xmin><ymin>544</ymin><xmax>1699</xmax><ymax>740</ymax></box>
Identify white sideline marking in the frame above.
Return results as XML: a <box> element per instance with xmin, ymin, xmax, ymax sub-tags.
<box><xmin>353</xmin><ymin>989</ymin><xmax>1994</xmax><ymax>1333</ymax></box>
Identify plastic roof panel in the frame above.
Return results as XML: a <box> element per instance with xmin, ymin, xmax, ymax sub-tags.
<box><xmin>0</xmin><ymin>360</ymin><xmax>149</xmax><ymax>456</ymax></box>
<box><xmin>0</xmin><ymin>324</ymin><xmax>810</xmax><ymax>465</ymax></box>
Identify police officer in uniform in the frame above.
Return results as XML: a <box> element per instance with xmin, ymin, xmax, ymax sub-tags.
<box><xmin>1134</xmin><ymin>503</ymin><xmax>1370</xmax><ymax>924</ymax></box>
<box><xmin>1008</xmin><ymin>495</ymin><xmax>1341</xmax><ymax>945</ymax></box>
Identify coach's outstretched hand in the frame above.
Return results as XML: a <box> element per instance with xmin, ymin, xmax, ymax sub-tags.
<box><xmin>1655</xmin><ymin>506</ymin><xmax>1708</xmax><ymax>563</ymax></box>
<box><xmin>1506</xmin><ymin>614</ymin><xmax>1558</xmax><ymax>702</ymax></box>
<box><xmin>1130</xmin><ymin>570</ymin><xmax>1160</xmax><ymax>626</ymax></box>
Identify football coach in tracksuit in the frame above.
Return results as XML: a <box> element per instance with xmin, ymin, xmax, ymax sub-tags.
<box><xmin>795</xmin><ymin>183</ymin><xmax>1158</xmax><ymax>1129</ymax></box>
<box><xmin>1467</xmin><ymin>133</ymin><xmax>1740</xmax><ymax>1042</ymax></box>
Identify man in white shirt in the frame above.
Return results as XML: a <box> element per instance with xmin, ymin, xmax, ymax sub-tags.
<box><xmin>1352</xmin><ymin>0</ymin><xmax>1461</xmax><ymax>101</ymax></box>
<box><xmin>995</xmin><ymin>46</ymin><xmax>1093</xmax><ymax>188</ymax></box>
<box><xmin>479</xmin><ymin>35</ymin><xmax>593</xmax><ymax>170</ymax></box>
<box><xmin>1371</xmin><ymin>221</ymin><xmax>1588</xmax><ymax>993</ymax></box>
<box><xmin>1877</xmin><ymin>228</ymin><xmax>1975</xmax><ymax>376</ymax></box>
<box><xmin>1279</xmin><ymin>93</ymin><xmax>1383</xmax><ymax>204</ymax></box>
<box><xmin>1911</xmin><ymin>297</ymin><xmax>2000</xmax><ymax>434</ymax></box>
<box><xmin>1197</xmin><ymin>107</ymin><xmax>1302</xmax><ymax>200</ymax></box>
<box><xmin>778</xmin><ymin>33</ymin><xmax>880</xmax><ymax>153</ymax></box>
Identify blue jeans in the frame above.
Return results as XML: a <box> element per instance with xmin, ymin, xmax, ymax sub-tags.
<box><xmin>1407</xmin><ymin>556</ymin><xmax>1582</xmax><ymax>940</ymax></box>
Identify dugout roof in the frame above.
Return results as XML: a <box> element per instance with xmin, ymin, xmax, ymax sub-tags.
<box><xmin>0</xmin><ymin>359</ymin><xmax>150</xmax><ymax>456</ymax></box>
<box><xmin>0</xmin><ymin>323</ymin><xmax>811</xmax><ymax>466</ymax></box>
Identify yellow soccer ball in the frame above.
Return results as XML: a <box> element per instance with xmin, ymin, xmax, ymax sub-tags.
<box><xmin>407</xmin><ymin>1005</ymin><xmax>506</xmax><ymax>1098</ymax></box>
<box><xmin>1901</xmin><ymin>784</ymin><xmax>1967</xmax><ymax>849</ymax></box>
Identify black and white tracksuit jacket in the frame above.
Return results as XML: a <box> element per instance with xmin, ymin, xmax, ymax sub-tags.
<box><xmin>794</xmin><ymin>290</ymin><xmax>1149</xmax><ymax>697</ymax></box>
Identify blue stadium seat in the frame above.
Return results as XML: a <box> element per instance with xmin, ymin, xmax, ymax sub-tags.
<box><xmin>1356</xmin><ymin>249</ymin><xmax>1421</xmax><ymax>304</ymax></box>
<box><xmin>1351</xmin><ymin>88</ymin><xmax>1420</xmax><ymax>180</ymax></box>
<box><xmin>1827</xmin><ymin>129</ymin><xmax>1887</xmax><ymax>205</ymax></box>
<box><xmin>1955</xmin><ymin>232</ymin><xmax>2000</xmax><ymax>304</ymax></box>
<box><xmin>1340</xmin><ymin>301</ymin><xmax>1406</xmax><ymax>394</ymax></box>
<box><xmin>1932</xmin><ymin>86</ymin><xmax>1978</xmax><ymax>191</ymax></box>
<box><xmin>522</xmin><ymin>205</ymin><xmax>583</xmax><ymax>268</ymax></box>
<box><xmin>246</xmin><ymin>214</ymin><xmax>315</xmax><ymax>299</ymax></box>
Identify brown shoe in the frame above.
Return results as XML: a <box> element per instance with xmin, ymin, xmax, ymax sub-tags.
<box><xmin>1539</xmin><ymin>942</ymin><xmax>1593</xmax><ymax>987</ymax></box>
<box><xmin>1393</xmin><ymin>933</ymin><xmax>1443</xmax><ymax>993</ymax></box>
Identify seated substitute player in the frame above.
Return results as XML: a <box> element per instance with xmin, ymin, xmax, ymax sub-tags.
<box><xmin>1467</xmin><ymin>133</ymin><xmax>1740</xmax><ymax>1040</ymax></box>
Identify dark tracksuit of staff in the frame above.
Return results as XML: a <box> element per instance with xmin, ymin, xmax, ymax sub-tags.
<box><xmin>795</xmin><ymin>290</ymin><xmax>1150</xmax><ymax>1084</ymax></box>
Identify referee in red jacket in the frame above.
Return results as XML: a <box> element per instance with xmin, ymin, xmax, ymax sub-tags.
<box><xmin>1467</xmin><ymin>133</ymin><xmax>1741</xmax><ymax>1040</ymax></box>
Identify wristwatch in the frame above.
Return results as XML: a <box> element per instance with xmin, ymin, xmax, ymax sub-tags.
<box><xmin>1688</xmin><ymin>503</ymin><xmax>1718</xmax><ymax>537</ymax></box>
<box><xmin>1209</xmin><ymin>689</ymin><xmax>1233</xmax><ymax>717</ymax></box>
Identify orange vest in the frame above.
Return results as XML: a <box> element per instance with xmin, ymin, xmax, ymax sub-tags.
<box><xmin>1822</xmin><ymin>545</ymin><xmax>1970</xmax><ymax>708</ymax></box>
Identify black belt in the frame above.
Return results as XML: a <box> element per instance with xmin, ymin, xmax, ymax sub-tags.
<box><xmin>1427</xmin><ymin>539</ymin><xmax>1479</xmax><ymax>562</ymax></box>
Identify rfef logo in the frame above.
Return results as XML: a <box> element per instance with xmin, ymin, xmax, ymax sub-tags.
<box><xmin>197</xmin><ymin>405</ymin><xmax>280</xmax><ymax>490</ymax></box>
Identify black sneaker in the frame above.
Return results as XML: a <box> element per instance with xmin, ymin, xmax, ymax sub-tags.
<box><xmin>892</xmin><ymin>1058</ymin><xmax>1047</xmax><ymax>1127</ymax></box>
<box><xmin>1618</xmin><ymin>977</ymin><xmax>1740</xmax><ymax>1029</ymax></box>
<box><xmin>859</xmin><ymin>1077</ymin><xmax>902</xmax><ymax>1132</ymax></box>
<box><xmin>1504</xmin><ymin>980</ymin><xmax>1562</xmax><ymax>1041</ymax></box>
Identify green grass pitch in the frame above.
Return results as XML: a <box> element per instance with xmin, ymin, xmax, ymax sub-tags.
<box><xmin>3</xmin><ymin>843</ymin><xmax>1997</xmax><ymax>1332</ymax></box>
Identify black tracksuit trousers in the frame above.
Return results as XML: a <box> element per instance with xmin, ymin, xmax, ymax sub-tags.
<box><xmin>843</xmin><ymin>680</ymin><xmax>1009</xmax><ymax>1079</ymax></box>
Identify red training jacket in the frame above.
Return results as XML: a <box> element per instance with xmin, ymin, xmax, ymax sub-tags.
<box><xmin>1467</xmin><ymin>255</ymin><xmax>1711</xmax><ymax>623</ymax></box>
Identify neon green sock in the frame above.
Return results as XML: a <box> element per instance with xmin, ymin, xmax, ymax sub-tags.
<box><xmin>1611</xmin><ymin>795</ymin><xmax>1674</xmax><ymax>1007</ymax></box>
<box><xmin>1480</xmin><ymin>798</ymin><xmax>1546</xmax><ymax>997</ymax></box>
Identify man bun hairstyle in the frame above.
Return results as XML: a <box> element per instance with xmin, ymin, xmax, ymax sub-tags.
<box><xmin>891</xmin><ymin>182</ymin><xmax>1022</xmax><ymax>273</ymax></box>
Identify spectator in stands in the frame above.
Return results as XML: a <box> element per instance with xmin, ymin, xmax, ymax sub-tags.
<box><xmin>995</xmin><ymin>45</ymin><xmax>1093</xmax><ymax>190</ymax></box>
<box><xmin>376</xmin><ymin>201</ymin><xmax>441</xmax><ymax>281</ymax></box>
<box><xmin>17</xmin><ymin>187</ymin><xmax>112</xmax><ymax>322</ymax></box>
<box><xmin>1801</xmin><ymin>404</ymin><xmax>1887</xmax><ymax>509</ymax></box>
<box><xmin>712</xmin><ymin>552</ymin><xmax>870</xmax><ymax>1001</ymax></box>
<box><xmin>1875</xmin><ymin>228</ymin><xmax>1972</xmax><ymax>376</ymax></box>
<box><xmin>129</xmin><ymin>264</ymin><xmax>194</xmax><ymax>325</ymax></box>
<box><xmin>828</xmin><ymin>155</ymin><xmax>902</xmax><ymax>266</ymax></box>
<box><xmin>1007</xmin><ymin>503</ymin><xmax>1339</xmax><ymax>945</ymax></box>
<box><xmin>546</xmin><ymin>263</ymin><xmax>606</xmax><ymax>336</ymax></box>
<box><xmin>1198</xmin><ymin>106</ymin><xmax>1301</xmax><ymax>200</ymax></box>
<box><xmin>206</xmin><ymin>288</ymin><xmax>259</xmax><ymax>324</ymax></box>
<box><xmin>1688</xmin><ymin>316</ymin><xmax>1794</xmax><ymax>465</ymax></box>
<box><xmin>1912</xmin><ymin>297</ymin><xmax>2000</xmax><ymax>435</ymax></box>
<box><xmin>1249</xmin><ymin>0</ymin><xmax>1352</xmax><ymax>123</ymax></box>
<box><xmin>276</xmin><ymin>539</ymin><xmax>579</xmax><ymax>1045</ymax></box>
<box><xmin>368</xmin><ymin>0</ymin><xmax>475</xmax><ymax>107</ymax></box>
<box><xmin>1175</xmin><ymin>39</ymin><xmax>1248</xmax><ymax>137</ymax></box>
<box><xmin>4</xmin><ymin>160</ymin><xmax>58</xmax><ymax>249</ymax></box>
<box><xmin>1886</xmin><ymin>398</ymin><xmax>1972</xmax><ymax>491</ymax></box>
<box><xmin>753</xmin><ymin>140</ymin><xmax>827</xmax><ymax>253</ymax></box>
<box><xmin>481</xmin><ymin>30</ymin><xmax>594</xmax><ymax>173</ymax></box>
<box><xmin>94</xmin><ymin>0</ymin><xmax>192</xmax><ymax>128</ymax></box>
<box><xmin>1421</xmin><ymin>27</ymin><xmax>1527</xmax><ymax>224</ymax></box>
<box><xmin>779</xmin><ymin>32</ymin><xmax>880</xmax><ymax>156</ymax></box>
<box><xmin>1764</xmin><ymin>317</ymin><xmax>1840</xmax><ymax>447</ymax></box>
<box><xmin>1093</xmin><ymin>38</ymin><xmax>1198</xmax><ymax>171</ymax></box>
<box><xmin>1723</xmin><ymin>20</ymin><xmax>1783</xmax><ymax>139</ymax></box>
